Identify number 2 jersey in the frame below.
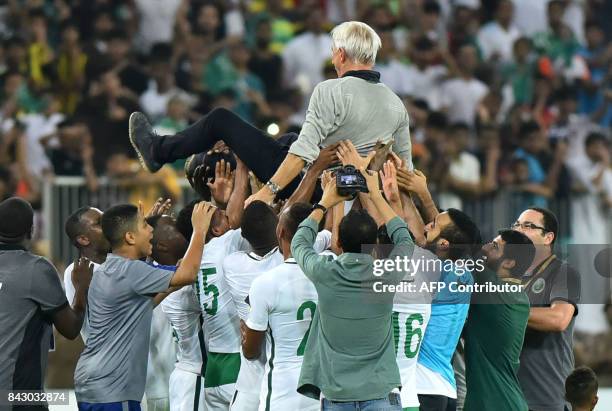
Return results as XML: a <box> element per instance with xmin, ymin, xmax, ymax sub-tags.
<box><xmin>246</xmin><ymin>258</ymin><xmax>320</xmax><ymax>411</ymax></box>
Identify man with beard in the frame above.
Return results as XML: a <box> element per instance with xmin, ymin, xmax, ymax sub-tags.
<box><xmin>64</xmin><ymin>206</ymin><xmax>111</xmax><ymax>340</ymax></box>
<box><xmin>464</xmin><ymin>229</ymin><xmax>535</xmax><ymax>411</ymax></box>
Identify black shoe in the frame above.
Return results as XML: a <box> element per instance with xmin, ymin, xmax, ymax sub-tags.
<box><xmin>129</xmin><ymin>112</ymin><xmax>163</xmax><ymax>173</ymax></box>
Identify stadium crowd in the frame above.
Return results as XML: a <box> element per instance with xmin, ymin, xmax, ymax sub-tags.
<box><xmin>0</xmin><ymin>0</ymin><xmax>610</xmax><ymax>411</ymax></box>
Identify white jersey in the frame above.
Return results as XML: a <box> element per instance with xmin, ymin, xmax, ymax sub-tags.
<box><xmin>63</xmin><ymin>261</ymin><xmax>101</xmax><ymax>342</ymax></box>
<box><xmin>392</xmin><ymin>246</ymin><xmax>438</xmax><ymax>408</ymax></box>
<box><xmin>161</xmin><ymin>286</ymin><xmax>204</xmax><ymax>375</ymax></box>
<box><xmin>146</xmin><ymin>304</ymin><xmax>178</xmax><ymax>401</ymax></box>
<box><xmin>223</xmin><ymin>247</ymin><xmax>285</xmax><ymax>397</ymax></box>
<box><xmin>246</xmin><ymin>258</ymin><xmax>320</xmax><ymax>411</ymax></box>
<box><xmin>224</xmin><ymin>230</ymin><xmax>331</xmax><ymax>397</ymax></box>
<box><xmin>196</xmin><ymin>229</ymin><xmax>250</xmax><ymax>354</ymax></box>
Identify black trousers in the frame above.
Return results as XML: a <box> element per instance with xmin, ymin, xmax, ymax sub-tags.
<box><xmin>155</xmin><ymin>108</ymin><xmax>301</xmax><ymax>197</ymax></box>
<box><xmin>417</xmin><ymin>394</ymin><xmax>456</xmax><ymax>411</ymax></box>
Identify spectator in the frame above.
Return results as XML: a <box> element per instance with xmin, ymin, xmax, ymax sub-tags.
<box><xmin>502</xmin><ymin>37</ymin><xmax>537</xmax><ymax>105</ymax></box>
<box><xmin>567</xmin><ymin>133</ymin><xmax>612</xmax><ymax>337</ymax></box>
<box><xmin>533</xmin><ymin>0</ymin><xmax>580</xmax><ymax>74</ymax></box>
<box><xmin>404</xmin><ymin>36</ymin><xmax>448</xmax><ymax>111</ymax></box>
<box><xmin>375</xmin><ymin>31</ymin><xmax>412</xmax><ymax>97</ymax></box>
<box><xmin>204</xmin><ymin>41</ymin><xmax>268</xmax><ymax>122</ymax></box>
<box><xmin>248</xmin><ymin>18</ymin><xmax>283</xmax><ymax>97</ymax></box>
<box><xmin>440</xmin><ymin>44</ymin><xmax>489</xmax><ymax>127</ymax></box>
<box><xmin>26</xmin><ymin>9</ymin><xmax>54</xmax><ymax>90</ymax></box>
<box><xmin>56</xmin><ymin>21</ymin><xmax>88</xmax><ymax>114</ymax></box>
<box><xmin>140</xmin><ymin>43</ymin><xmax>193</xmax><ymax>122</ymax></box>
<box><xmin>45</xmin><ymin>119</ymin><xmax>98</xmax><ymax>191</ymax></box>
<box><xmin>153</xmin><ymin>96</ymin><xmax>191</xmax><ymax>172</ymax></box>
<box><xmin>20</xmin><ymin>92</ymin><xmax>64</xmax><ymax>179</ymax></box>
<box><xmin>281</xmin><ymin>8</ymin><xmax>332</xmax><ymax>117</ymax></box>
<box><xmin>565</xmin><ymin>367</ymin><xmax>599</xmax><ymax>411</ymax></box>
<box><xmin>435</xmin><ymin>122</ymin><xmax>482</xmax><ymax>210</ymax></box>
<box><xmin>134</xmin><ymin>0</ymin><xmax>183</xmax><ymax>53</ymax></box>
<box><xmin>77</xmin><ymin>68</ymin><xmax>140</xmax><ymax>173</ymax></box>
<box><xmin>100</xmin><ymin>29</ymin><xmax>149</xmax><ymax>96</ymax></box>
<box><xmin>477</xmin><ymin>0</ymin><xmax>521</xmax><ymax>63</ymax></box>
<box><xmin>577</xmin><ymin>20</ymin><xmax>612</xmax><ymax>126</ymax></box>
<box><xmin>511</xmin><ymin>207</ymin><xmax>581</xmax><ymax>411</ymax></box>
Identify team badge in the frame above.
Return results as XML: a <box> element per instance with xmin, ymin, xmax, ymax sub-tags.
<box><xmin>531</xmin><ymin>278</ymin><xmax>545</xmax><ymax>294</ymax></box>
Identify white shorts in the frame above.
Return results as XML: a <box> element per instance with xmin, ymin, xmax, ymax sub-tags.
<box><xmin>229</xmin><ymin>390</ymin><xmax>259</xmax><ymax>411</ymax></box>
<box><xmin>169</xmin><ymin>368</ymin><xmax>206</xmax><ymax>411</ymax></box>
<box><xmin>205</xmin><ymin>383</ymin><xmax>235</xmax><ymax>411</ymax></box>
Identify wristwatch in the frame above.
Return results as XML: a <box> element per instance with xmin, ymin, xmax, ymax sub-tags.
<box><xmin>265</xmin><ymin>180</ymin><xmax>281</xmax><ymax>195</ymax></box>
<box><xmin>312</xmin><ymin>203</ymin><xmax>327</xmax><ymax>214</ymax></box>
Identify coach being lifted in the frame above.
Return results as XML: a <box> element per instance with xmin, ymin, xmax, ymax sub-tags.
<box><xmin>246</xmin><ymin>20</ymin><xmax>413</xmax><ymax>204</ymax></box>
<box><xmin>129</xmin><ymin>21</ymin><xmax>412</xmax><ymax>203</ymax></box>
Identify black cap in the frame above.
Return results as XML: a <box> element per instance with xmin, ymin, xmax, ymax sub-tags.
<box><xmin>0</xmin><ymin>197</ymin><xmax>34</xmax><ymax>243</ymax></box>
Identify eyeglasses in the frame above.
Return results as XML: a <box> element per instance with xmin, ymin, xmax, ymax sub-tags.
<box><xmin>511</xmin><ymin>222</ymin><xmax>547</xmax><ymax>231</ymax></box>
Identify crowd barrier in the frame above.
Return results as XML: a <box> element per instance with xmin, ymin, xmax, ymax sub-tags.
<box><xmin>43</xmin><ymin>176</ymin><xmax>610</xmax><ymax>267</ymax></box>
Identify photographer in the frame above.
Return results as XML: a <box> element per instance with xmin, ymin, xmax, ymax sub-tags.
<box><xmin>290</xmin><ymin>165</ymin><xmax>413</xmax><ymax>411</ymax></box>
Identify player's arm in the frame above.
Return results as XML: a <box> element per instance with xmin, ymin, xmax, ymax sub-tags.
<box><xmin>52</xmin><ymin>257</ymin><xmax>93</xmax><ymax>339</ymax></box>
<box><xmin>169</xmin><ymin>202</ymin><xmax>216</xmax><ymax>287</ymax></box>
<box><xmin>241</xmin><ymin>320</ymin><xmax>266</xmax><ymax>360</ymax></box>
<box><xmin>527</xmin><ymin>301</ymin><xmax>575</xmax><ymax>332</ymax></box>
<box><xmin>227</xmin><ymin>157</ymin><xmax>249</xmax><ymax>229</ymax></box>
<box><xmin>242</xmin><ymin>275</ymin><xmax>270</xmax><ymax>359</ymax></box>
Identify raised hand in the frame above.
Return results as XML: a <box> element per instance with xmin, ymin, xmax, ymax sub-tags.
<box><xmin>312</xmin><ymin>143</ymin><xmax>340</xmax><ymax>172</ymax></box>
<box><xmin>146</xmin><ymin>197</ymin><xmax>172</xmax><ymax>217</ymax></box>
<box><xmin>319</xmin><ymin>176</ymin><xmax>352</xmax><ymax>209</ymax></box>
<box><xmin>380</xmin><ymin>160</ymin><xmax>400</xmax><ymax>203</ymax></box>
<box><xmin>336</xmin><ymin>140</ymin><xmax>376</xmax><ymax>170</ymax></box>
<box><xmin>72</xmin><ymin>256</ymin><xmax>94</xmax><ymax>292</ymax></box>
<box><xmin>360</xmin><ymin>166</ymin><xmax>382</xmax><ymax>200</ymax></box>
<box><xmin>207</xmin><ymin>159</ymin><xmax>235</xmax><ymax>205</ymax></box>
<box><xmin>191</xmin><ymin>201</ymin><xmax>217</xmax><ymax>236</ymax></box>
<box><xmin>397</xmin><ymin>169</ymin><xmax>428</xmax><ymax>197</ymax></box>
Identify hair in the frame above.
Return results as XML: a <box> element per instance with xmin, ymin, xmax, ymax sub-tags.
<box><xmin>241</xmin><ymin>201</ymin><xmax>278</xmax><ymax>249</ymax></box>
<box><xmin>565</xmin><ymin>367</ymin><xmax>598</xmax><ymax>407</ymax></box>
<box><xmin>585</xmin><ymin>131</ymin><xmax>608</xmax><ymax>149</ymax></box>
<box><xmin>145</xmin><ymin>214</ymin><xmax>163</xmax><ymax>229</ymax></box>
<box><xmin>331</xmin><ymin>21</ymin><xmax>382</xmax><ymax>65</ymax></box>
<box><xmin>527</xmin><ymin>206</ymin><xmax>559</xmax><ymax>245</ymax></box>
<box><xmin>338</xmin><ymin>209</ymin><xmax>378</xmax><ymax>253</ymax></box>
<box><xmin>518</xmin><ymin>121</ymin><xmax>541</xmax><ymax>140</ymax></box>
<box><xmin>65</xmin><ymin>206</ymin><xmax>93</xmax><ymax>248</ymax></box>
<box><xmin>449</xmin><ymin>122</ymin><xmax>470</xmax><ymax>134</ymax></box>
<box><xmin>282</xmin><ymin>203</ymin><xmax>313</xmax><ymax>240</ymax></box>
<box><xmin>441</xmin><ymin>208</ymin><xmax>482</xmax><ymax>260</ymax></box>
<box><xmin>101</xmin><ymin>204</ymin><xmax>139</xmax><ymax>248</ymax></box>
<box><xmin>498</xmin><ymin>229</ymin><xmax>536</xmax><ymax>277</ymax></box>
<box><xmin>414</xmin><ymin>35</ymin><xmax>435</xmax><ymax>51</ymax></box>
<box><xmin>426</xmin><ymin>111</ymin><xmax>448</xmax><ymax>130</ymax></box>
<box><xmin>423</xmin><ymin>0</ymin><xmax>441</xmax><ymax>15</ymax></box>
<box><xmin>176</xmin><ymin>200</ymin><xmax>198</xmax><ymax>241</ymax></box>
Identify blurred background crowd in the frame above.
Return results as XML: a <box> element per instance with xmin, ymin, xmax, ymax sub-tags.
<box><xmin>0</xmin><ymin>0</ymin><xmax>610</xmax><ymax>385</ymax></box>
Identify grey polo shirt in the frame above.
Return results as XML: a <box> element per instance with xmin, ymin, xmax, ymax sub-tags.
<box><xmin>288</xmin><ymin>71</ymin><xmax>413</xmax><ymax>169</ymax></box>
<box><xmin>0</xmin><ymin>244</ymin><xmax>68</xmax><ymax>395</ymax></box>
<box><xmin>74</xmin><ymin>254</ymin><xmax>174</xmax><ymax>403</ymax></box>
<box><xmin>519</xmin><ymin>255</ymin><xmax>581</xmax><ymax>411</ymax></box>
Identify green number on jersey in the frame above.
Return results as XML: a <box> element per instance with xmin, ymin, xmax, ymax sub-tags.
<box><xmin>199</xmin><ymin>267</ymin><xmax>219</xmax><ymax>315</ymax></box>
<box><xmin>296</xmin><ymin>300</ymin><xmax>316</xmax><ymax>356</ymax></box>
<box><xmin>393</xmin><ymin>312</ymin><xmax>424</xmax><ymax>359</ymax></box>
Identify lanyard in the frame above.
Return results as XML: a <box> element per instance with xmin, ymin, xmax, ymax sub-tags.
<box><xmin>522</xmin><ymin>254</ymin><xmax>557</xmax><ymax>289</ymax></box>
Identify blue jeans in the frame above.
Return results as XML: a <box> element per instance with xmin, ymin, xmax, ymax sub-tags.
<box><xmin>322</xmin><ymin>393</ymin><xmax>402</xmax><ymax>411</ymax></box>
<box><xmin>78</xmin><ymin>401</ymin><xmax>141</xmax><ymax>411</ymax></box>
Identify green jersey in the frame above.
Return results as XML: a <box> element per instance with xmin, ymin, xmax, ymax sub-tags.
<box><xmin>464</xmin><ymin>268</ymin><xmax>529</xmax><ymax>411</ymax></box>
